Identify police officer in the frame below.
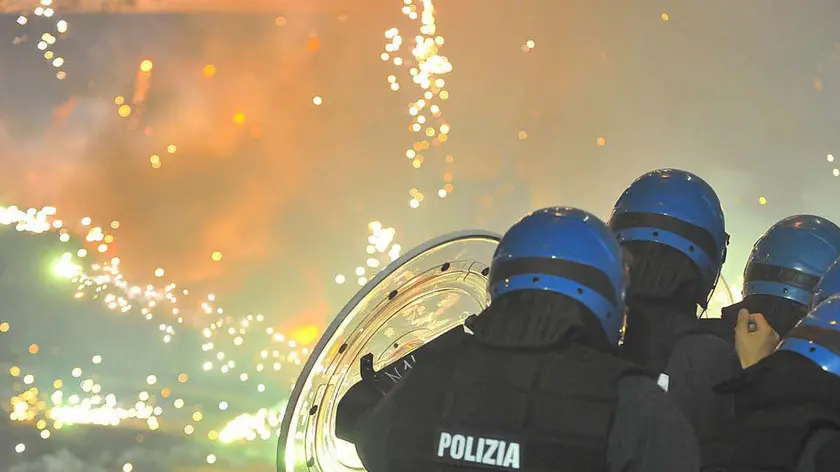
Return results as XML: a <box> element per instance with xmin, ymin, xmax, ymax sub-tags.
<box><xmin>811</xmin><ymin>255</ymin><xmax>840</xmax><ymax>309</ymax></box>
<box><xmin>703</xmin><ymin>294</ymin><xmax>840</xmax><ymax>472</ymax></box>
<box><xmin>608</xmin><ymin>168</ymin><xmax>738</xmax><ymax>442</ymax></box>
<box><xmin>348</xmin><ymin>207</ymin><xmax>699</xmax><ymax>472</ymax></box>
<box><xmin>715</xmin><ymin>215</ymin><xmax>840</xmax><ymax>363</ymax></box>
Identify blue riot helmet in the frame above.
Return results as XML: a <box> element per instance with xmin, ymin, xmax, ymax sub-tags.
<box><xmin>812</xmin><ymin>256</ymin><xmax>840</xmax><ymax>309</ymax></box>
<box><xmin>777</xmin><ymin>293</ymin><xmax>840</xmax><ymax>377</ymax></box>
<box><xmin>609</xmin><ymin>169</ymin><xmax>728</xmax><ymax>307</ymax></box>
<box><xmin>744</xmin><ymin>215</ymin><xmax>840</xmax><ymax>307</ymax></box>
<box><xmin>488</xmin><ymin>207</ymin><xmax>627</xmax><ymax>345</ymax></box>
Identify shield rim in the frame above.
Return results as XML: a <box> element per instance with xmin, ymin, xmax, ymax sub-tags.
<box><xmin>718</xmin><ymin>274</ymin><xmax>736</xmax><ymax>304</ymax></box>
<box><xmin>277</xmin><ymin>229</ymin><xmax>501</xmax><ymax>471</ymax></box>
<box><xmin>699</xmin><ymin>274</ymin><xmax>737</xmax><ymax>318</ymax></box>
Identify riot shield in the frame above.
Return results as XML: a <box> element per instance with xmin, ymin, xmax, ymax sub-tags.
<box><xmin>278</xmin><ymin>230</ymin><xmax>500</xmax><ymax>472</ymax></box>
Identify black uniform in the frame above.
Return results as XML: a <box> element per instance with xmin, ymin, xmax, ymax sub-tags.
<box><xmin>702</xmin><ymin>351</ymin><xmax>840</xmax><ymax>472</ymax></box>
<box><xmin>698</xmin><ymin>306</ymin><xmax>738</xmax><ymax>348</ymax></box>
<box><xmin>702</xmin><ymin>295</ymin><xmax>811</xmax><ymax>348</ymax></box>
<box><xmin>336</xmin><ymin>327</ymin><xmax>470</xmax><ymax>441</ymax></box>
<box><xmin>341</xmin><ymin>294</ymin><xmax>699</xmax><ymax>472</ymax></box>
<box><xmin>621</xmin><ymin>298</ymin><xmax>741</xmax><ymax>443</ymax></box>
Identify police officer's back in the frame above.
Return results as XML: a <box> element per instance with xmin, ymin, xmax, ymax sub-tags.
<box><xmin>608</xmin><ymin>169</ymin><xmax>739</xmax><ymax>442</ymax></box>
<box><xmin>350</xmin><ymin>207</ymin><xmax>699</xmax><ymax>472</ymax></box>
<box><xmin>711</xmin><ymin>215</ymin><xmax>840</xmax><ymax>349</ymax></box>
<box><xmin>702</xmin><ymin>294</ymin><xmax>840</xmax><ymax>472</ymax></box>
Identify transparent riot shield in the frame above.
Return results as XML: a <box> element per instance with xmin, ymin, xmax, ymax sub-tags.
<box><xmin>699</xmin><ymin>274</ymin><xmax>738</xmax><ymax>318</ymax></box>
<box><xmin>278</xmin><ymin>230</ymin><xmax>500</xmax><ymax>472</ymax></box>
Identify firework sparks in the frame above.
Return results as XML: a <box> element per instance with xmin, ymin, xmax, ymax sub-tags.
<box><xmin>1</xmin><ymin>205</ymin><xmax>307</xmax><ymax>457</ymax></box>
<box><xmin>382</xmin><ymin>0</ymin><xmax>454</xmax><ymax>208</ymax></box>
<box><xmin>15</xmin><ymin>0</ymin><xmax>69</xmax><ymax>80</ymax></box>
<box><xmin>334</xmin><ymin>221</ymin><xmax>401</xmax><ymax>287</ymax></box>
<box><xmin>3</xmin><ymin>1</ymin><xmax>459</xmax><ymax>467</ymax></box>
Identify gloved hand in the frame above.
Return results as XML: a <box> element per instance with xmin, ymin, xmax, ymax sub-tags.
<box><xmin>335</xmin><ymin>380</ymin><xmax>385</xmax><ymax>442</ymax></box>
<box><xmin>734</xmin><ymin>309</ymin><xmax>779</xmax><ymax>369</ymax></box>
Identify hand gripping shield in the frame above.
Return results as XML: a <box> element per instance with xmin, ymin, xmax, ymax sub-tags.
<box><xmin>277</xmin><ymin>230</ymin><xmax>500</xmax><ymax>472</ymax></box>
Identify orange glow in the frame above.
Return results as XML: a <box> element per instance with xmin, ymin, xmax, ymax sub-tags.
<box><xmin>28</xmin><ymin>344</ymin><xmax>39</xmax><ymax>354</ymax></box>
<box><xmin>291</xmin><ymin>325</ymin><xmax>321</xmax><ymax>346</ymax></box>
<box><xmin>307</xmin><ymin>36</ymin><xmax>320</xmax><ymax>52</ymax></box>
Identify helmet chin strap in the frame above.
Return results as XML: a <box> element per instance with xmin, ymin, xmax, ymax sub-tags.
<box><xmin>700</xmin><ymin>235</ymin><xmax>730</xmax><ymax>317</ymax></box>
<box><xmin>702</xmin><ymin>267</ymin><xmax>719</xmax><ymax>308</ymax></box>
<box><xmin>698</xmin><ymin>264</ymin><xmax>723</xmax><ymax>316</ymax></box>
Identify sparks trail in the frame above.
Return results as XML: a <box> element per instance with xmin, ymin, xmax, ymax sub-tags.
<box><xmin>1</xmin><ymin>205</ymin><xmax>304</xmax><ymax>458</ymax></box>
<box><xmin>382</xmin><ymin>0</ymin><xmax>455</xmax><ymax>208</ymax></box>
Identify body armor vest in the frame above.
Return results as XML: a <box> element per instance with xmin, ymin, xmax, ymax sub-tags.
<box><xmin>375</xmin><ymin>340</ymin><xmax>647</xmax><ymax>472</ymax></box>
<box><xmin>623</xmin><ymin>302</ymin><xmax>738</xmax><ymax>444</ymax></box>
<box><xmin>702</xmin><ymin>404</ymin><xmax>840</xmax><ymax>472</ymax></box>
<box><xmin>702</xmin><ymin>353</ymin><xmax>840</xmax><ymax>472</ymax></box>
